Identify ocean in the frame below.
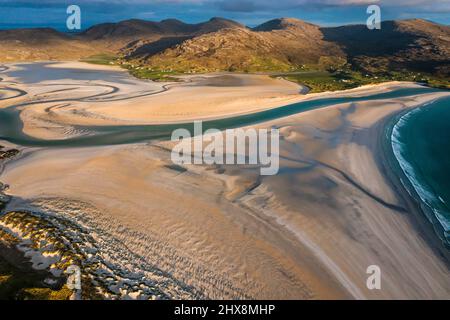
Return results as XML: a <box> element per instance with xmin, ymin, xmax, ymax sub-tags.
<box><xmin>391</xmin><ymin>96</ymin><xmax>450</xmax><ymax>248</ymax></box>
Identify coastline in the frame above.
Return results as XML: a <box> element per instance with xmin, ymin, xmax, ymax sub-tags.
<box><xmin>242</xmin><ymin>91</ymin><xmax>450</xmax><ymax>298</ymax></box>
<box><xmin>381</xmin><ymin>98</ymin><xmax>450</xmax><ymax>253</ymax></box>
<box><xmin>1</xmin><ymin>61</ymin><xmax>450</xmax><ymax>299</ymax></box>
<box><xmin>1</xmin><ymin>61</ymin><xmax>422</xmax><ymax>127</ymax></box>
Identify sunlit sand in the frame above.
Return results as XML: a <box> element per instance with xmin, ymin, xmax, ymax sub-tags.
<box><xmin>1</xmin><ymin>62</ymin><xmax>449</xmax><ymax>299</ymax></box>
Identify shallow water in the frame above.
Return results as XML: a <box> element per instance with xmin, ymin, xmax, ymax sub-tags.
<box><xmin>0</xmin><ymin>62</ymin><xmax>444</xmax><ymax>147</ymax></box>
<box><xmin>2</xmin><ymin>63</ymin><xmax>450</xmax><ymax>246</ymax></box>
<box><xmin>6</xmin><ymin>62</ymin><xmax>136</xmax><ymax>85</ymax></box>
<box><xmin>0</xmin><ymin>84</ymin><xmax>442</xmax><ymax>147</ymax></box>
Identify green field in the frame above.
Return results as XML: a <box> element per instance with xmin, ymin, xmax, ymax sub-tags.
<box><xmin>80</xmin><ymin>55</ymin><xmax>450</xmax><ymax>91</ymax></box>
<box><xmin>274</xmin><ymin>70</ymin><xmax>383</xmax><ymax>93</ymax></box>
<box><xmin>275</xmin><ymin>70</ymin><xmax>450</xmax><ymax>93</ymax></box>
<box><xmin>80</xmin><ymin>55</ymin><xmax>182</xmax><ymax>81</ymax></box>
<box><xmin>124</xmin><ymin>66</ymin><xmax>181</xmax><ymax>82</ymax></box>
<box><xmin>80</xmin><ymin>54</ymin><xmax>118</xmax><ymax>66</ymax></box>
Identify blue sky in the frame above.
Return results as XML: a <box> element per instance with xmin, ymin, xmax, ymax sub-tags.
<box><xmin>0</xmin><ymin>0</ymin><xmax>448</xmax><ymax>30</ymax></box>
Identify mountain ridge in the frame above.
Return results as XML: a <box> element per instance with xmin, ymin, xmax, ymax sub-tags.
<box><xmin>0</xmin><ymin>17</ymin><xmax>448</xmax><ymax>78</ymax></box>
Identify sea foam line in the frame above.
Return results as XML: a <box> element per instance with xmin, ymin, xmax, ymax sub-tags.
<box><xmin>390</xmin><ymin>101</ymin><xmax>450</xmax><ymax>244</ymax></box>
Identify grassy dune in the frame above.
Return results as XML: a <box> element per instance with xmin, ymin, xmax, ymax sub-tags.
<box><xmin>275</xmin><ymin>70</ymin><xmax>450</xmax><ymax>93</ymax></box>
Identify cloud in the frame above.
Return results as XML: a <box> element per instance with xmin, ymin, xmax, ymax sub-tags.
<box><xmin>215</xmin><ymin>0</ymin><xmax>257</xmax><ymax>12</ymax></box>
<box><xmin>1</xmin><ymin>0</ymin><xmax>448</xmax><ymax>11</ymax></box>
<box><xmin>215</xmin><ymin>0</ymin><xmax>370</xmax><ymax>12</ymax></box>
<box><xmin>212</xmin><ymin>0</ymin><xmax>450</xmax><ymax>13</ymax></box>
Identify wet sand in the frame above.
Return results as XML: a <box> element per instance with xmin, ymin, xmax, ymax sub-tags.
<box><xmin>0</xmin><ymin>62</ymin><xmax>449</xmax><ymax>299</ymax></box>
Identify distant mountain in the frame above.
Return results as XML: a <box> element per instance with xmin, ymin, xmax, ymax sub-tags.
<box><xmin>0</xmin><ymin>28</ymin><xmax>102</xmax><ymax>62</ymax></box>
<box><xmin>80</xmin><ymin>17</ymin><xmax>244</xmax><ymax>50</ymax></box>
<box><xmin>133</xmin><ymin>18</ymin><xmax>344</xmax><ymax>72</ymax></box>
<box><xmin>0</xmin><ymin>17</ymin><xmax>448</xmax><ymax>77</ymax></box>
<box><xmin>0</xmin><ymin>17</ymin><xmax>244</xmax><ymax>61</ymax></box>
<box><xmin>118</xmin><ymin>17</ymin><xmax>244</xmax><ymax>57</ymax></box>
<box><xmin>128</xmin><ymin>18</ymin><xmax>449</xmax><ymax>75</ymax></box>
<box><xmin>253</xmin><ymin>18</ymin><xmax>318</xmax><ymax>32</ymax></box>
<box><xmin>82</xmin><ymin>17</ymin><xmax>243</xmax><ymax>40</ymax></box>
<box><xmin>321</xmin><ymin>19</ymin><xmax>450</xmax><ymax>77</ymax></box>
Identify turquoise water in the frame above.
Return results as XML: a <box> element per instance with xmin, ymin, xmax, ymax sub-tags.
<box><xmin>2</xmin><ymin>62</ymin><xmax>450</xmax><ymax>248</ymax></box>
<box><xmin>0</xmin><ymin>87</ymin><xmax>441</xmax><ymax>147</ymax></box>
<box><xmin>391</xmin><ymin>96</ymin><xmax>450</xmax><ymax>248</ymax></box>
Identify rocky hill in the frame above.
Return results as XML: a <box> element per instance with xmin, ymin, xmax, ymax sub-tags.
<box><xmin>0</xmin><ymin>17</ymin><xmax>243</xmax><ymax>62</ymax></box>
<box><xmin>0</xmin><ymin>28</ymin><xmax>103</xmax><ymax>62</ymax></box>
<box><xmin>127</xmin><ymin>18</ymin><xmax>449</xmax><ymax>76</ymax></box>
<box><xmin>0</xmin><ymin>17</ymin><xmax>448</xmax><ymax>78</ymax></box>
<box><xmin>134</xmin><ymin>18</ymin><xmax>345</xmax><ymax>72</ymax></box>
<box><xmin>81</xmin><ymin>17</ymin><xmax>244</xmax><ymax>51</ymax></box>
<box><xmin>321</xmin><ymin>19</ymin><xmax>450</xmax><ymax>77</ymax></box>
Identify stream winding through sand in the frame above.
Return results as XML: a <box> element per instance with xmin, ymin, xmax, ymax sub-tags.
<box><xmin>0</xmin><ymin>63</ymin><xmax>444</xmax><ymax>147</ymax></box>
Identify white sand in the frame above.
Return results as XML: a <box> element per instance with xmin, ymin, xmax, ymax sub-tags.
<box><xmin>1</xmin><ymin>61</ymin><xmax>449</xmax><ymax>299</ymax></box>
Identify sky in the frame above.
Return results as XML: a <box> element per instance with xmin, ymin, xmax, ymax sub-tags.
<box><xmin>0</xmin><ymin>0</ymin><xmax>448</xmax><ymax>31</ymax></box>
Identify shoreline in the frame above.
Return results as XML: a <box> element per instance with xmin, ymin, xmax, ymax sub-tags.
<box><xmin>1</xmin><ymin>61</ymin><xmax>427</xmax><ymax>125</ymax></box>
<box><xmin>2</xmin><ymin>101</ymin><xmax>449</xmax><ymax>299</ymax></box>
<box><xmin>1</xmin><ymin>61</ymin><xmax>450</xmax><ymax>299</ymax></box>
<box><xmin>381</xmin><ymin>99</ymin><xmax>450</xmax><ymax>255</ymax></box>
<box><xmin>1</xmin><ymin>62</ymin><xmax>437</xmax><ymax>147</ymax></box>
<box><xmin>239</xmin><ymin>89</ymin><xmax>450</xmax><ymax>298</ymax></box>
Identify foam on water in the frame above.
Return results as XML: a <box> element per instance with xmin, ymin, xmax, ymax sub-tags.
<box><xmin>391</xmin><ymin>98</ymin><xmax>450</xmax><ymax>247</ymax></box>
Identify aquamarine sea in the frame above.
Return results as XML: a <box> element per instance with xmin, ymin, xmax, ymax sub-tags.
<box><xmin>391</xmin><ymin>96</ymin><xmax>450</xmax><ymax>248</ymax></box>
<box><xmin>1</xmin><ymin>63</ymin><xmax>450</xmax><ymax>248</ymax></box>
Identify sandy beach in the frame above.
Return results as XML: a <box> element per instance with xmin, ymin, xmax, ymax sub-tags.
<box><xmin>1</xmin><ymin>62</ymin><xmax>419</xmax><ymax>139</ymax></box>
<box><xmin>0</xmin><ymin>61</ymin><xmax>449</xmax><ymax>299</ymax></box>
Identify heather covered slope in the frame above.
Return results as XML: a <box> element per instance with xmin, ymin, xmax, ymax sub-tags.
<box><xmin>321</xmin><ymin>19</ymin><xmax>450</xmax><ymax>77</ymax></box>
<box><xmin>0</xmin><ymin>17</ymin><xmax>448</xmax><ymax>79</ymax></box>
<box><xmin>132</xmin><ymin>18</ymin><xmax>345</xmax><ymax>72</ymax></box>
<box><xmin>0</xmin><ymin>17</ymin><xmax>244</xmax><ymax>62</ymax></box>
<box><xmin>0</xmin><ymin>28</ymin><xmax>105</xmax><ymax>62</ymax></box>
<box><xmin>81</xmin><ymin>17</ymin><xmax>243</xmax><ymax>41</ymax></box>
<box><xmin>81</xmin><ymin>17</ymin><xmax>244</xmax><ymax>51</ymax></box>
<box><xmin>127</xmin><ymin>18</ymin><xmax>449</xmax><ymax>76</ymax></box>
